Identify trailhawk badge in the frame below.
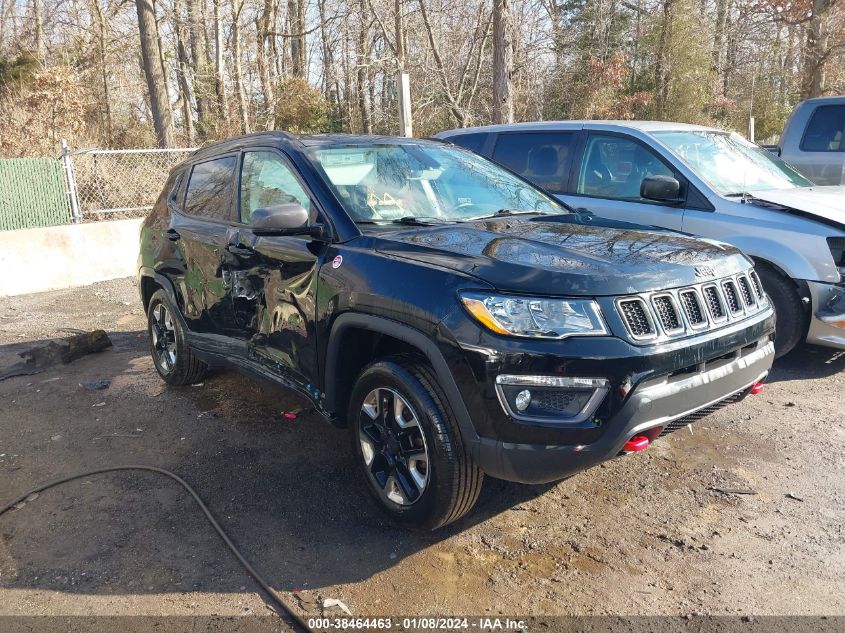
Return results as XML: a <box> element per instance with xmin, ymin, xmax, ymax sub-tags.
<box><xmin>332</xmin><ymin>255</ymin><xmax>343</xmax><ymax>269</ymax></box>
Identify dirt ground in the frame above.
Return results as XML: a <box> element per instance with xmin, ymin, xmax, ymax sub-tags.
<box><xmin>0</xmin><ymin>278</ymin><xmax>843</xmax><ymax>622</ymax></box>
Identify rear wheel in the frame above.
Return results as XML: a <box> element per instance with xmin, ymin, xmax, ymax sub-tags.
<box><xmin>349</xmin><ymin>359</ymin><xmax>483</xmax><ymax>530</ymax></box>
<box><xmin>147</xmin><ymin>290</ymin><xmax>207</xmax><ymax>385</ymax></box>
<box><xmin>756</xmin><ymin>266</ymin><xmax>805</xmax><ymax>358</ymax></box>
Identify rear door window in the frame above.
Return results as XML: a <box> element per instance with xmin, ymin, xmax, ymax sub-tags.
<box><xmin>801</xmin><ymin>105</ymin><xmax>845</xmax><ymax>152</ymax></box>
<box><xmin>491</xmin><ymin>133</ymin><xmax>574</xmax><ymax>193</ymax></box>
<box><xmin>184</xmin><ymin>156</ymin><xmax>237</xmax><ymax>221</ymax></box>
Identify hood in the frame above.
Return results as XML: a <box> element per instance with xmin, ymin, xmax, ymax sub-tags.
<box><xmin>374</xmin><ymin>217</ymin><xmax>751</xmax><ymax>296</ymax></box>
<box><xmin>748</xmin><ymin>186</ymin><xmax>845</xmax><ymax>230</ymax></box>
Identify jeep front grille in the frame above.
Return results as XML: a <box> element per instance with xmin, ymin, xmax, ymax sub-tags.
<box><xmin>615</xmin><ymin>272</ymin><xmax>768</xmax><ymax>342</ymax></box>
<box><xmin>722</xmin><ymin>280</ymin><xmax>742</xmax><ymax>314</ymax></box>
<box><xmin>679</xmin><ymin>290</ymin><xmax>706</xmax><ymax>327</ymax></box>
<box><xmin>738</xmin><ymin>275</ymin><xmax>756</xmax><ymax>307</ymax></box>
<box><xmin>618</xmin><ymin>298</ymin><xmax>655</xmax><ymax>338</ymax></box>
<box><xmin>749</xmin><ymin>271</ymin><xmax>765</xmax><ymax>300</ymax></box>
<box><xmin>703</xmin><ymin>285</ymin><xmax>725</xmax><ymax>321</ymax></box>
<box><xmin>652</xmin><ymin>295</ymin><xmax>682</xmax><ymax>333</ymax></box>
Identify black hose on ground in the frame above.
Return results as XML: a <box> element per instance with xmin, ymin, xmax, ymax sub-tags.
<box><xmin>0</xmin><ymin>465</ymin><xmax>314</xmax><ymax>633</ymax></box>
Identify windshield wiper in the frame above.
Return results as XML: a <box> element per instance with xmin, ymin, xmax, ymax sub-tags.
<box><xmin>391</xmin><ymin>216</ymin><xmax>451</xmax><ymax>226</ymax></box>
<box><xmin>462</xmin><ymin>209</ymin><xmax>545</xmax><ymax>222</ymax></box>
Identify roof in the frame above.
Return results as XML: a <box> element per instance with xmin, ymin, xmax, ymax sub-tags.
<box><xmin>296</xmin><ymin>133</ymin><xmax>439</xmax><ymax>147</ymax></box>
<box><xmin>436</xmin><ymin>120</ymin><xmax>725</xmax><ymax>137</ymax></box>
<box><xmin>797</xmin><ymin>95</ymin><xmax>845</xmax><ymax>106</ymax></box>
<box><xmin>188</xmin><ymin>131</ymin><xmax>439</xmax><ymax>158</ymax></box>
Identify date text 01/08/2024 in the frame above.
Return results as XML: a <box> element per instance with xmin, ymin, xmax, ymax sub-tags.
<box><xmin>306</xmin><ymin>617</ymin><xmax>528</xmax><ymax>631</ymax></box>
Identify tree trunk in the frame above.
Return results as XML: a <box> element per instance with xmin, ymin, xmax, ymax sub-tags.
<box><xmin>231</xmin><ymin>0</ymin><xmax>250</xmax><ymax>133</ymax></box>
<box><xmin>653</xmin><ymin>0</ymin><xmax>673</xmax><ymax>119</ymax></box>
<box><xmin>492</xmin><ymin>0</ymin><xmax>513</xmax><ymax>124</ymax></box>
<box><xmin>212</xmin><ymin>0</ymin><xmax>229</xmax><ymax>124</ymax></box>
<box><xmin>174</xmin><ymin>0</ymin><xmax>197</xmax><ymax>143</ymax></box>
<box><xmin>87</xmin><ymin>0</ymin><xmax>113</xmax><ymax>144</ymax></box>
<box><xmin>357</xmin><ymin>0</ymin><xmax>372</xmax><ymax>133</ymax></box>
<box><xmin>711</xmin><ymin>0</ymin><xmax>728</xmax><ymax>97</ymax></box>
<box><xmin>800</xmin><ymin>0</ymin><xmax>830</xmax><ymax>99</ymax></box>
<box><xmin>288</xmin><ymin>0</ymin><xmax>306</xmax><ymax>78</ymax></box>
<box><xmin>318</xmin><ymin>0</ymin><xmax>337</xmax><ymax>111</ymax></box>
<box><xmin>256</xmin><ymin>0</ymin><xmax>276</xmax><ymax>129</ymax></box>
<box><xmin>136</xmin><ymin>0</ymin><xmax>174</xmax><ymax>147</ymax></box>
<box><xmin>33</xmin><ymin>0</ymin><xmax>45</xmax><ymax>59</ymax></box>
<box><xmin>186</xmin><ymin>0</ymin><xmax>211</xmax><ymax>133</ymax></box>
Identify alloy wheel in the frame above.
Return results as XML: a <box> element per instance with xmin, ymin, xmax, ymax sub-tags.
<box><xmin>358</xmin><ymin>387</ymin><xmax>430</xmax><ymax>506</ymax></box>
<box><xmin>150</xmin><ymin>302</ymin><xmax>177</xmax><ymax>373</ymax></box>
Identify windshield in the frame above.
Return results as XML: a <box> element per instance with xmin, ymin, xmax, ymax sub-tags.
<box><xmin>307</xmin><ymin>143</ymin><xmax>564</xmax><ymax>224</ymax></box>
<box><xmin>653</xmin><ymin>130</ymin><xmax>813</xmax><ymax>195</ymax></box>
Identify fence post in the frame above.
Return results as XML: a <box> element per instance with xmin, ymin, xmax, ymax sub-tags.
<box><xmin>60</xmin><ymin>139</ymin><xmax>82</xmax><ymax>224</ymax></box>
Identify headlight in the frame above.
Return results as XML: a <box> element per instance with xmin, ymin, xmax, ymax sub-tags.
<box><xmin>460</xmin><ymin>291</ymin><xmax>607</xmax><ymax>339</ymax></box>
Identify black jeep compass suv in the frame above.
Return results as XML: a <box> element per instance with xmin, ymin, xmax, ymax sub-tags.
<box><xmin>139</xmin><ymin>132</ymin><xmax>775</xmax><ymax>529</ymax></box>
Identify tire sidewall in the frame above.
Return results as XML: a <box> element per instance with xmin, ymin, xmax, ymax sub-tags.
<box><xmin>348</xmin><ymin>361</ymin><xmax>456</xmax><ymax>528</ymax></box>
<box><xmin>757</xmin><ymin>267</ymin><xmax>804</xmax><ymax>357</ymax></box>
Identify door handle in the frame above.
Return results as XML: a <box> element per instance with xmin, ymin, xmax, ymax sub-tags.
<box><xmin>165</xmin><ymin>228</ymin><xmax>181</xmax><ymax>241</ymax></box>
<box><xmin>226</xmin><ymin>244</ymin><xmax>255</xmax><ymax>257</ymax></box>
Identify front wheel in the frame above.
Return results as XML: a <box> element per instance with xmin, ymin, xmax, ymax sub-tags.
<box><xmin>147</xmin><ymin>290</ymin><xmax>207</xmax><ymax>385</ymax></box>
<box><xmin>348</xmin><ymin>359</ymin><xmax>483</xmax><ymax>530</ymax></box>
<box><xmin>756</xmin><ymin>266</ymin><xmax>806</xmax><ymax>358</ymax></box>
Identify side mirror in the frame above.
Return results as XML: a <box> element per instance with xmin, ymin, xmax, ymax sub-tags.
<box><xmin>250</xmin><ymin>203</ymin><xmax>324</xmax><ymax>238</ymax></box>
<box><xmin>249</xmin><ymin>202</ymin><xmax>308</xmax><ymax>235</ymax></box>
<box><xmin>640</xmin><ymin>175</ymin><xmax>683</xmax><ymax>204</ymax></box>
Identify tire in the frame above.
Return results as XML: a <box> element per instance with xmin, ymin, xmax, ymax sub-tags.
<box><xmin>756</xmin><ymin>266</ymin><xmax>805</xmax><ymax>358</ymax></box>
<box><xmin>147</xmin><ymin>289</ymin><xmax>207</xmax><ymax>385</ymax></box>
<box><xmin>348</xmin><ymin>359</ymin><xmax>483</xmax><ymax>530</ymax></box>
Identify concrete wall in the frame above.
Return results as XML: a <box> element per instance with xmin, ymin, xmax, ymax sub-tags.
<box><xmin>0</xmin><ymin>218</ymin><xmax>143</xmax><ymax>296</ymax></box>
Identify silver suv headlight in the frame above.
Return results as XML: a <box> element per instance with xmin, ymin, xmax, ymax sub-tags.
<box><xmin>460</xmin><ymin>291</ymin><xmax>607</xmax><ymax>339</ymax></box>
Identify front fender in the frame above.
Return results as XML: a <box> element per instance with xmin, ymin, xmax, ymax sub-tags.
<box><xmin>322</xmin><ymin>312</ymin><xmax>480</xmax><ymax>447</ymax></box>
<box><xmin>716</xmin><ymin>235</ymin><xmax>831</xmax><ymax>283</ymax></box>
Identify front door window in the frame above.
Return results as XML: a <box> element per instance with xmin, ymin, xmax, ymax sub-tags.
<box><xmin>577</xmin><ymin>135</ymin><xmax>674</xmax><ymax>201</ymax></box>
<box><xmin>239</xmin><ymin>150</ymin><xmax>311</xmax><ymax>224</ymax></box>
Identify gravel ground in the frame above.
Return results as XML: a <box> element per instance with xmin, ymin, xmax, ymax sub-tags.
<box><xmin>0</xmin><ymin>278</ymin><xmax>843</xmax><ymax>623</ymax></box>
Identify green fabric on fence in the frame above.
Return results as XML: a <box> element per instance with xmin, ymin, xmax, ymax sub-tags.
<box><xmin>0</xmin><ymin>158</ymin><xmax>72</xmax><ymax>230</ymax></box>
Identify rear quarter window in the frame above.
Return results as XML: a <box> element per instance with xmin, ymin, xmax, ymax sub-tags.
<box><xmin>184</xmin><ymin>156</ymin><xmax>237</xmax><ymax>220</ymax></box>
<box><xmin>448</xmin><ymin>132</ymin><xmax>488</xmax><ymax>154</ymax></box>
<box><xmin>800</xmin><ymin>105</ymin><xmax>845</xmax><ymax>152</ymax></box>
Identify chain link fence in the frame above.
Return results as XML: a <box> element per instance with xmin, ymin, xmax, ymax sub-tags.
<box><xmin>0</xmin><ymin>157</ymin><xmax>73</xmax><ymax>230</ymax></box>
<box><xmin>68</xmin><ymin>146</ymin><xmax>197</xmax><ymax>221</ymax></box>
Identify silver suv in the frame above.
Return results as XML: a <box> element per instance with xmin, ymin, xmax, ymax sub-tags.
<box><xmin>435</xmin><ymin>121</ymin><xmax>845</xmax><ymax>356</ymax></box>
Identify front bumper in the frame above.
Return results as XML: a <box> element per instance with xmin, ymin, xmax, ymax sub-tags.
<box><xmin>473</xmin><ymin>338</ymin><xmax>774</xmax><ymax>483</ymax></box>
<box><xmin>806</xmin><ymin>281</ymin><xmax>845</xmax><ymax>350</ymax></box>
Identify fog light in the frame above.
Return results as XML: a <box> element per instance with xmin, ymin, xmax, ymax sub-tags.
<box><xmin>494</xmin><ymin>375</ymin><xmax>609</xmax><ymax>425</ymax></box>
<box><xmin>514</xmin><ymin>389</ymin><xmax>532</xmax><ymax>411</ymax></box>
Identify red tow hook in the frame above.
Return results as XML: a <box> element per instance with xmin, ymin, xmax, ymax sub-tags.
<box><xmin>750</xmin><ymin>380</ymin><xmax>765</xmax><ymax>395</ymax></box>
<box><xmin>623</xmin><ymin>435</ymin><xmax>650</xmax><ymax>452</ymax></box>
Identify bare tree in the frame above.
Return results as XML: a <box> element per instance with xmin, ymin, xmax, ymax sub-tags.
<box><xmin>135</xmin><ymin>0</ymin><xmax>174</xmax><ymax>147</ymax></box>
<box><xmin>230</xmin><ymin>0</ymin><xmax>250</xmax><ymax>133</ymax></box>
<box><xmin>492</xmin><ymin>0</ymin><xmax>513</xmax><ymax>124</ymax></box>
